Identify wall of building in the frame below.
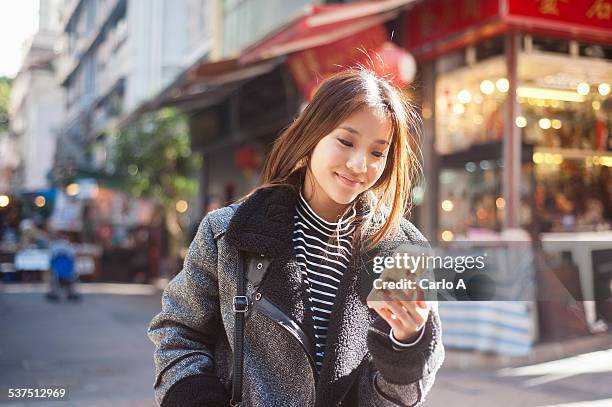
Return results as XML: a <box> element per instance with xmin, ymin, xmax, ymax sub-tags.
<box><xmin>219</xmin><ymin>0</ymin><xmax>314</xmax><ymax>59</ymax></box>
<box><xmin>124</xmin><ymin>0</ymin><xmax>205</xmax><ymax>113</ymax></box>
<box><xmin>8</xmin><ymin>0</ymin><xmax>64</xmax><ymax>192</ymax></box>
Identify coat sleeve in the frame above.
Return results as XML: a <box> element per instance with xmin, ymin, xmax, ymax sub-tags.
<box><xmin>147</xmin><ymin>215</ymin><xmax>230</xmax><ymax>407</ymax></box>
<box><xmin>361</xmin><ymin>302</ymin><xmax>445</xmax><ymax>406</ymax></box>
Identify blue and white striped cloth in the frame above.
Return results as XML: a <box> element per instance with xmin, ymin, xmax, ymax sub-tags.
<box><xmin>438</xmin><ymin>243</ymin><xmax>536</xmax><ymax>356</ymax></box>
<box><xmin>439</xmin><ymin>301</ymin><xmax>534</xmax><ymax>356</ymax></box>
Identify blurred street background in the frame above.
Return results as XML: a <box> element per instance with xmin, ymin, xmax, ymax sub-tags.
<box><xmin>0</xmin><ymin>0</ymin><xmax>611</xmax><ymax>406</ymax></box>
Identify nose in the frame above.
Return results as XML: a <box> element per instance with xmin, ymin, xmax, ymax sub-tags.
<box><xmin>346</xmin><ymin>150</ymin><xmax>367</xmax><ymax>174</ymax></box>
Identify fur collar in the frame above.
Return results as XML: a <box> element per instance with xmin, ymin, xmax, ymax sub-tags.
<box><xmin>226</xmin><ymin>186</ymin><xmax>298</xmax><ymax>258</ymax></box>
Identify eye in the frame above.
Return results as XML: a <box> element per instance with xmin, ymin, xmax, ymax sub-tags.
<box><xmin>337</xmin><ymin>138</ymin><xmax>353</xmax><ymax>147</ymax></box>
<box><xmin>372</xmin><ymin>151</ymin><xmax>385</xmax><ymax>158</ymax></box>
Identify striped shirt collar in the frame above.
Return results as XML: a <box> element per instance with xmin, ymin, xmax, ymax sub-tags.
<box><xmin>297</xmin><ymin>191</ymin><xmax>356</xmax><ymax>236</ymax></box>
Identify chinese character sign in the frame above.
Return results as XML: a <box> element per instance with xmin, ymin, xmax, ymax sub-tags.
<box><xmin>509</xmin><ymin>0</ymin><xmax>612</xmax><ymax>31</ymax></box>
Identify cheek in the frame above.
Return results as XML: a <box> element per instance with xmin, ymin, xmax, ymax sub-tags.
<box><xmin>366</xmin><ymin>159</ymin><xmax>387</xmax><ymax>185</ymax></box>
<box><xmin>329</xmin><ymin>142</ymin><xmax>348</xmax><ymax>162</ymax></box>
<box><xmin>311</xmin><ymin>142</ymin><xmax>341</xmax><ymax>175</ymax></box>
<box><xmin>317</xmin><ymin>141</ymin><xmax>346</xmax><ymax>166</ymax></box>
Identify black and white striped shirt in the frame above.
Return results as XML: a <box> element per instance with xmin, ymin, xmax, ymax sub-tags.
<box><xmin>293</xmin><ymin>192</ymin><xmax>357</xmax><ymax>372</ymax></box>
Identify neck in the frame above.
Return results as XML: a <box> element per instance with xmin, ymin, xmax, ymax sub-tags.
<box><xmin>301</xmin><ymin>175</ymin><xmax>349</xmax><ymax>223</ymax></box>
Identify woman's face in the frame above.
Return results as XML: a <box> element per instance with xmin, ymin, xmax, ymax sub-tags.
<box><xmin>304</xmin><ymin>106</ymin><xmax>392</xmax><ymax>215</ymax></box>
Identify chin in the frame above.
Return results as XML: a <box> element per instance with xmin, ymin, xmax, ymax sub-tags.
<box><xmin>326</xmin><ymin>188</ymin><xmax>360</xmax><ymax>206</ymax></box>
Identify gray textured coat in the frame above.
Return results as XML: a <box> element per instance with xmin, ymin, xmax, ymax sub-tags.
<box><xmin>148</xmin><ymin>186</ymin><xmax>444</xmax><ymax>406</ymax></box>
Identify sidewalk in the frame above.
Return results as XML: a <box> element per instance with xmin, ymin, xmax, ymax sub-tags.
<box><xmin>0</xmin><ymin>286</ymin><xmax>160</xmax><ymax>407</ymax></box>
<box><xmin>443</xmin><ymin>333</ymin><xmax>612</xmax><ymax>370</ymax></box>
<box><xmin>0</xmin><ymin>282</ymin><xmax>160</xmax><ymax>295</ymax></box>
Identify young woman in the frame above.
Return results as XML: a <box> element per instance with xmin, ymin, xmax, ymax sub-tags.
<box><xmin>148</xmin><ymin>69</ymin><xmax>444</xmax><ymax>407</ymax></box>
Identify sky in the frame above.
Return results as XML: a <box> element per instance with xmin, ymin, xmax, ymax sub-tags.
<box><xmin>0</xmin><ymin>0</ymin><xmax>40</xmax><ymax>78</ymax></box>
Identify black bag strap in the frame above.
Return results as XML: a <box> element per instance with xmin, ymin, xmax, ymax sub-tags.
<box><xmin>230</xmin><ymin>255</ymin><xmax>248</xmax><ymax>407</ymax></box>
<box><xmin>226</xmin><ymin>203</ymin><xmax>269</xmax><ymax>407</ymax></box>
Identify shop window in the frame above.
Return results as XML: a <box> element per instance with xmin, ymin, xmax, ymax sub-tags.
<box><xmin>517</xmin><ymin>51</ymin><xmax>612</xmax><ymax>233</ymax></box>
<box><xmin>434</xmin><ymin>51</ymin><xmax>508</xmax><ymax>239</ymax></box>
<box><xmin>579</xmin><ymin>43</ymin><xmax>612</xmax><ymax>61</ymax></box>
<box><xmin>438</xmin><ymin>161</ymin><xmax>504</xmax><ymax>239</ymax></box>
<box><xmin>435</xmin><ymin>56</ymin><xmax>507</xmax><ymax>154</ymax></box>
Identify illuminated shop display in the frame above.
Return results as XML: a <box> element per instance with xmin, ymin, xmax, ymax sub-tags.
<box><xmin>436</xmin><ymin>50</ymin><xmax>512</xmax><ymax>238</ymax></box>
<box><xmin>436</xmin><ymin>56</ymin><xmax>508</xmax><ymax>154</ymax></box>
<box><xmin>518</xmin><ymin>52</ymin><xmax>611</xmax><ymax>233</ymax></box>
<box><xmin>435</xmin><ymin>39</ymin><xmax>611</xmax><ymax>238</ymax></box>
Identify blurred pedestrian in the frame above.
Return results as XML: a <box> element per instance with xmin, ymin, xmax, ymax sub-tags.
<box><xmin>148</xmin><ymin>69</ymin><xmax>444</xmax><ymax>406</ymax></box>
<box><xmin>46</xmin><ymin>231</ymin><xmax>80</xmax><ymax>302</ymax></box>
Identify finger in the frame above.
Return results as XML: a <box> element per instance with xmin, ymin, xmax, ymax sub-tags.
<box><xmin>381</xmin><ymin>294</ymin><xmax>416</xmax><ymax>328</ymax></box>
<box><xmin>385</xmin><ymin>297</ymin><xmax>429</xmax><ymax>330</ymax></box>
<box><xmin>374</xmin><ymin>306</ymin><xmax>404</xmax><ymax>331</ymax></box>
<box><xmin>401</xmin><ymin>301</ymin><xmax>429</xmax><ymax>328</ymax></box>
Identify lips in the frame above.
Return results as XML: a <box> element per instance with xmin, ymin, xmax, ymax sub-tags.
<box><xmin>335</xmin><ymin>172</ymin><xmax>363</xmax><ymax>188</ymax></box>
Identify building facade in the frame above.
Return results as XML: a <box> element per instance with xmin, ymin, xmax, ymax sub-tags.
<box><xmin>53</xmin><ymin>0</ymin><xmax>213</xmax><ymax>181</ymax></box>
<box><xmin>8</xmin><ymin>0</ymin><xmax>64</xmax><ymax>193</ymax></box>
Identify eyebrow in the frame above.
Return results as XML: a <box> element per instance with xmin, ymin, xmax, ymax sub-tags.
<box><xmin>338</xmin><ymin>126</ymin><xmax>389</xmax><ymax>145</ymax></box>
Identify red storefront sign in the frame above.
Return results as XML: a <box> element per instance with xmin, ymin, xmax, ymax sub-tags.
<box><xmin>405</xmin><ymin>0</ymin><xmax>612</xmax><ymax>54</ymax></box>
<box><xmin>237</xmin><ymin>1</ymin><xmax>419</xmax><ymax>99</ymax></box>
<box><xmin>506</xmin><ymin>0</ymin><xmax>612</xmax><ymax>38</ymax></box>
<box><xmin>405</xmin><ymin>0</ymin><xmax>501</xmax><ymax>50</ymax></box>
<box><xmin>287</xmin><ymin>24</ymin><xmax>417</xmax><ymax>99</ymax></box>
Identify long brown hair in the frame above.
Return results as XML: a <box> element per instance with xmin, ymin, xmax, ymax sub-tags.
<box><xmin>252</xmin><ymin>68</ymin><xmax>423</xmax><ymax>248</ymax></box>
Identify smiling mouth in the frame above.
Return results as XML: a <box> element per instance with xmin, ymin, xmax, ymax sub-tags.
<box><xmin>335</xmin><ymin>172</ymin><xmax>363</xmax><ymax>187</ymax></box>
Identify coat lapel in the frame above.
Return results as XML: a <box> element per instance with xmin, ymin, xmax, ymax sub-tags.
<box><xmin>225</xmin><ymin>186</ymin><xmax>296</xmax><ymax>258</ymax></box>
<box><xmin>225</xmin><ymin>186</ymin><xmax>315</xmax><ymax>355</ymax></box>
<box><xmin>314</xmin><ymin>250</ymin><xmax>374</xmax><ymax>407</ymax></box>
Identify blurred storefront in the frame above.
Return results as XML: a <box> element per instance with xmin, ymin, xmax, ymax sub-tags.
<box><xmin>0</xmin><ymin>178</ymin><xmax>164</xmax><ymax>283</ymax></box>
<box><xmin>111</xmin><ymin>0</ymin><xmax>612</xmax><ymax>355</ymax></box>
<box><xmin>404</xmin><ymin>0</ymin><xmax>611</xmax><ymax>240</ymax></box>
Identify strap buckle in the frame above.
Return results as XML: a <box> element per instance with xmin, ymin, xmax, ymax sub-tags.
<box><xmin>233</xmin><ymin>295</ymin><xmax>249</xmax><ymax>313</ymax></box>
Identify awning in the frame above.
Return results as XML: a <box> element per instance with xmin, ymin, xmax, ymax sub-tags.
<box><xmin>117</xmin><ymin>57</ymin><xmax>283</xmax><ymax>126</ymax></box>
<box><xmin>237</xmin><ymin>0</ymin><xmax>418</xmax><ymax>98</ymax></box>
<box><xmin>239</xmin><ymin>0</ymin><xmax>418</xmax><ymax>64</ymax></box>
<box><xmin>162</xmin><ymin>57</ymin><xmax>283</xmax><ymax>111</ymax></box>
